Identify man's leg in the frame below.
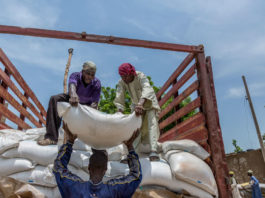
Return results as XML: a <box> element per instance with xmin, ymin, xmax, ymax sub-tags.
<box><xmin>38</xmin><ymin>93</ymin><xmax>69</xmax><ymax>145</ymax></box>
<box><xmin>147</xmin><ymin>109</ymin><xmax>160</xmax><ymax>161</ymax></box>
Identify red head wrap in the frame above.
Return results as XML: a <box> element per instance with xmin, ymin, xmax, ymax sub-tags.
<box><xmin>118</xmin><ymin>63</ymin><xmax>137</xmax><ymax>76</ymax></box>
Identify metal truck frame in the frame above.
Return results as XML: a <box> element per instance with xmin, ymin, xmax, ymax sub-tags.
<box><xmin>0</xmin><ymin>25</ymin><xmax>231</xmax><ymax>198</ymax></box>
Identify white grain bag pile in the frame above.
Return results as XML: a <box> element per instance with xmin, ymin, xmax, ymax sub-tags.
<box><xmin>57</xmin><ymin>102</ymin><xmax>142</xmax><ymax>149</ymax></box>
<box><xmin>6</xmin><ymin>140</ymin><xmax>59</xmax><ymax>166</ymax></box>
<box><xmin>164</xmin><ymin>150</ymin><xmax>218</xmax><ymax>196</ymax></box>
<box><xmin>139</xmin><ymin>158</ymin><xmax>213</xmax><ymax>198</ymax></box>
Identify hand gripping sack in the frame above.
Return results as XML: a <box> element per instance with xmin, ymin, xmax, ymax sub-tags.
<box><xmin>57</xmin><ymin>102</ymin><xmax>142</xmax><ymax>149</ymax></box>
<box><xmin>164</xmin><ymin>150</ymin><xmax>218</xmax><ymax>196</ymax></box>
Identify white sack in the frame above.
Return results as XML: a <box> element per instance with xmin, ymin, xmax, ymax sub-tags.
<box><xmin>57</xmin><ymin>102</ymin><xmax>142</xmax><ymax>149</ymax></box>
<box><xmin>0</xmin><ymin>158</ymin><xmax>34</xmax><ymax>176</ymax></box>
<box><xmin>162</xmin><ymin>139</ymin><xmax>210</xmax><ymax>160</ymax></box>
<box><xmin>107</xmin><ymin>144</ymin><xmax>124</xmax><ymax>161</ymax></box>
<box><xmin>164</xmin><ymin>150</ymin><xmax>218</xmax><ymax>196</ymax></box>
<box><xmin>1</xmin><ymin>147</ymin><xmax>19</xmax><ymax>158</ymax></box>
<box><xmin>105</xmin><ymin>161</ymin><xmax>129</xmax><ymax>178</ymax></box>
<box><xmin>68</xmin><ymin>165</ymin><xmax>90</xmax><ymax>181</ymax></box>
<box><xmin>0</xmin><ymin>132</ymin><xmax>24</xmax><ymax>154</ymax></box>
<box><xmin>139</xmin><ymin>158</ymin><xmax>213</xmax><ymax>198</ymax></box>
<box><xmin>25</xmin><ymin>127</ymin><xmax>46</xmax><ymax>136</ymax></box>
<box><xmin>9</xmin><ymin>165</ymin><xmax>57</xmax><ymax>187</ymax></box>
<box><xmin>69</xmin><ymin>150</ymin><xmax>91</xmax><ymax>169</ymax></box>
<box><xmin>16</xmin><ymin>140</ymin><xmax>59</xmax><ymax>166</ymax></box>
<box><xmin>72</xmin><ymin>139</ymin><xmax>92</xmax><ymax>151</ymax></box>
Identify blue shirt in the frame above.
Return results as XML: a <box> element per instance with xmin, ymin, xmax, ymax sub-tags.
<box><xmin>53</xmin><ymin>143</ymin><xmax>142</xmax><ymax>198</ymax></box>
<box><xmin>250</xmin><ymin>176</ymin><xmax>262</xmax><ymax>198</ymax></box>
<box><xmin>68</xmin><ymin>72</ymin><xmax>101</xmax><ymax>105</ymax></box>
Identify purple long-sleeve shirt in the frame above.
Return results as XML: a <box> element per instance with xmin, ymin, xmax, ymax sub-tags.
<box><xmin>68</xmin><ymin>72</ymin><xmax>101</xmax><ymax>105</ymax></box>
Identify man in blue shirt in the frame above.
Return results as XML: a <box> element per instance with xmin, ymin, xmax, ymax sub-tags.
<box><xmin>53</xmin><ymin>123</ymin><xmax>142</xmax><ymax>198</ymax></box>
<box><xmin>248</xmin><ymin>170</ymin><xmax>262</xmax><ymax>198</ymax></box>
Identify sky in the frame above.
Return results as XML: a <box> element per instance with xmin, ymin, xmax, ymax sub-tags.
<box><xmin>0</xmin><ymin>0</ymin><xmax>264</xmax><ymax>153</ymax></box>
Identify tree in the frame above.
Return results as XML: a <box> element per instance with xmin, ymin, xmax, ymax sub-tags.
<box><xmin>232</xmin><ymin>139</ymin><xmax>243</xmax><ymax>153</ymax></box>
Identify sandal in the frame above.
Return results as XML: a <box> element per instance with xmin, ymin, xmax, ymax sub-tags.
<box><xmin>37</xmin><ymin>138</ymin><xmax>57</xmax><ymax>146</ymax></box>
<box><xmin>149</xmin><ymin>152</ymin><xmax>160</xmax><ymax>161</ymax></box>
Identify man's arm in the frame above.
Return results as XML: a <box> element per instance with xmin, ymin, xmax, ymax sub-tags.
<box><xmin>107</xmin><ymin>130</ymin><xmax>142</xmax><ymax>197</ymax></box>
<box><xmin>90</xmin><ymin>80</ymin><xmax>101</xmax><ymax>109</ymax></box>
<box><xmin>114</xmin><ymin>80</ymin><xmax>126</xmax><ymax>112</ymax></box>
<box><xmin>53</xmin><ymin>124</ymin><xmax>83</xmax><ymax>197</ymax></box>
<box><xmin>69</xmin><ymin>83</ymin><xmax>79</xmax><ymax>106</ymax></box>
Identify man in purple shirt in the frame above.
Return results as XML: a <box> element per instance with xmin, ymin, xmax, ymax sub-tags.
<box><xmin>38</xmin><ymin>61</ymin><xmax>101</xmax><ymax>145</ymax></box>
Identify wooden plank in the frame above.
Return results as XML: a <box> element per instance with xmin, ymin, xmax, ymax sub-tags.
<box><xmin>159</xmin><ymin>97</ymin><xmax>201</xmax><ymax>130</ymax></box>
<box><xmin>0</xmin><ymin>122</ymin><xmax>12</xmax><ymax>129</ymax></box>
<box><xmin>158</xmin><ymin>64</ymin><xmax>196</xmax><ymax>107</ymax></box>
<box><xmin>0</xmin><ymin>103</ymin><xmax>31</xmax><ymax>129</ymax></box>
<box><xmin>0</xmin><ymin>68</ymin><xmax>46</xmax><ymax>125</ymax></box>
<box><xmin>196</xmin><ymin>53</ymin><xmax>231</xmax><ymax>198</ymax></box>
<box><xmin>0</xmin><ymin>85</ymin><xmax>41</xmax><ymax>127</ymax></box>
<box><xmin>0</xmin><ymin>49</ymin><xmax>47</xmax><ymax>117</ymax></box>
<box><xmin>159</xmin><ymin>80</ymin><xmax>199</xmax><ymax>119</ymax></box>
<box><xmin>159</xmin><ymin>112</ymin><xmax>205</xmax><ymax>142</ymax></box>
<box><xmin>0</xmin><ymin>68</ymin><xmax>10</xmax><ymax>122</ymax></box>
<box><xmin>175</xmin><ymin>124</ymin><xmax>208</xmax><ymax>144</ymax></box>
<box><xmin>18</xmin><ymin>92</ymin><xmax>29</xmax><ymax>130</ymax></box>
<box><xmin>0</xmin><ymin>25</ymin><xmax>204</xmax><ymax>53</ymax></box>
<box><xmin>156</xmin><ymin>53</ymin><xmax>195</xmax><ymax>99</ymax></box>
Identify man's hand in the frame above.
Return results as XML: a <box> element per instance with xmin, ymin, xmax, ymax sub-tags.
<box><xmin>90</xmin><ymin>102</ymin><xmax>98</xmax><ymax>109</ymax></box>
<box><xmin>123</xmin><ymin>129</ymin><xmax>140</xmax><ymax>151</ymax></box>
<box><xmin>69</xmin><ymin>94</ymin><xmax>79</xmax><ymax>106</ymax></box>
<box><xmin>63</xmin><ymin>122</ymin><xmax>77</xmax><ymax>144</ymax></box>
<box><xmin>135</xmin><ymin>104</ymin><xmax>144</xmax><ymax>116</ymax></box>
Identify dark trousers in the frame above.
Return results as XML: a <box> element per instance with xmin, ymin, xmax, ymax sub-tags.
<box><xmin>45</xmin><ymin>93</ymin><xmax>70</xmax><ymax>142</ymax></box>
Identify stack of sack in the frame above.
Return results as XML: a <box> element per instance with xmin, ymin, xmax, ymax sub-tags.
<box><xmin>0</xmin><ymin>127</ymin><xmax>218</xmax><ymax>198</ymax></box>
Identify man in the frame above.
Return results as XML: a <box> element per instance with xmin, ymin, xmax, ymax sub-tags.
<box><xmin>53</xmin><ymin>123</ymin><xmax>142</xmax><ymax>198</ymax></box>
<box><xmin>229</xmin><ymin>171</ymin><xmax>242</xmax><ymax>198</ymax></box>
<box><xmin>38</xmin><ymin>61</ymin><xmax>101</xmax><ymax>145</ymax></box>
<box><xmin>114</xmin><ymin>63</ymin><xmax>161</xmax><ymax>161</ymax></box>
<box><xmin>247</xmin><ymin>170</ymin><xmax>262</xmax><ymax>198</ymax></box>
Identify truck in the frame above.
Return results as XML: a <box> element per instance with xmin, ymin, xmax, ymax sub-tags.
<box><xmin>0</xmin><ymin>24</ymin><xmax>231</xmax><ymax>198</ymax></box>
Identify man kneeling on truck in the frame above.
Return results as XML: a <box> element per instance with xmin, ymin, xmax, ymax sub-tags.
<box><xmin>53</xmin><ymin>123</ymin><xmax>142</xmax><ymax>198</ymax></box>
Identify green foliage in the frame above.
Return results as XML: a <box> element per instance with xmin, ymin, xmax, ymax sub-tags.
<box><xmin>232</xmin><ymin>139</ymin><xmax>243</xmax><ymax>153</ymax></box>
<box><xmin>263</xmin><ymin>133</ymin><xmax>265</xmax><ymax>141</ymax></box>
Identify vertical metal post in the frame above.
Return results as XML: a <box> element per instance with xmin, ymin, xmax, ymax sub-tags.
<box><xmin>196</xmin><ymin>52</ymin><xmax>231</xmax><ymax>198</ymax></box>
<box><xmin>242</xmin><ymin>75</ymin><xmax>265</xmax><ymax>163</ymax></box>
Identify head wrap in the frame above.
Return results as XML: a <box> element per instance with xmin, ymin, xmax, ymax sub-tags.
<box><xmin>83</xmin><ymin>61</ymin><xmax>97</xmax><ymax>72</ymax></box>
<box><xmin>118</xmin><ymin>63</ymin><xmax>136</xmax><ymax>76</ymax></box>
